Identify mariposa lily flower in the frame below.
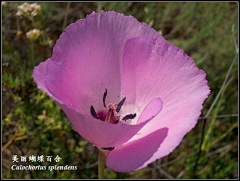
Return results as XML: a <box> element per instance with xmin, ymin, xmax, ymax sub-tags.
<box><xmin>33</xmin><ymin>11</ymin><xmax>210</xmax><ymax>173</ymax></box>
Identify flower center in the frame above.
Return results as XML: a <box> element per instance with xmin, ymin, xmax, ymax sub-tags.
<box><xmin>90</xmin><ymin>89</ymin><xmax>136</xmax><ymax>124</ymax></box>
<box><xmin>91</xmin><ymin>89</ymin><xmax>137</xmax><ymax>151</ymax></box>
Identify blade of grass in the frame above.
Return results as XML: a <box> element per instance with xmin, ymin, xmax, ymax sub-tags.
<box><xmin>198</xmin><ymin>114</ymin><xmax>238</xmax><ymax>120</ymax></box>
<box><xmin>97</xmin><ymin>2</ymin><xmax>102</xmax><ymax>13</ymax></box>
<box><xmin>201</xmin><ymin>76</ymin><xmax>234</xmax><ymax>151</ymax></box>
<box><xmin>193</xmin><ymin>24</ymin><xmax>238</xmax><ymax>177</ymax></box>
<box><xmin>207</xmin><ymin>122</ymin><xmax>238</xmax><ymax>149</ymax></box>
<box><xmin>62</xmin><ymin>2</ymin><xmax>71</xmax><ymax>32</ymax></box>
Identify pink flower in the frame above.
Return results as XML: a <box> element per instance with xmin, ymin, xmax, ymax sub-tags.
<box><xmin>33</xmin><ymin>11</ymin><xmax>210</xmax><ymax>172</ymax></box>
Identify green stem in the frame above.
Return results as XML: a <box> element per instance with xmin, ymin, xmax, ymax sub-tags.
<box><xmin>98</xmin><ymin>151</ymin><xmax>105</xmax><ymax>179</ymax></box>
<box><xmin>97</xmin><ymin>2</ymin><xmax>102</xmax><ymax>13</ymax></box>
<box><xmin>62</xmin><ymin>2</ymin><xmax>71</xmax><ymax>32</ymax></box>
<box><xmin>30</xmin><ymin>41</ymin><xmax>35</xmax><ymax>67</ymax></box>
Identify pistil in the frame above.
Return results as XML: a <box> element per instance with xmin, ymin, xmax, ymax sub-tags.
<box><xmin>105</xmin><ymin>103</ymin><xmax>117</xmax><ymax>124</ymax></box>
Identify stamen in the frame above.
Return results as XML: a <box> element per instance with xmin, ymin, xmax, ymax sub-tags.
<box><xmin>90</xmin><ymin>105</ymin><xmax>97</xmax><ymax>119</ymax></box>
<box><xmin>103</xmin><ymin>88</ymin><xmax>107</xmax><ymax>107</ymax></box>
<box><xmin>102</xmin><ymin>147</ymin><xmax>115</xmax><ymax>150</ymax></box>
<box><xmin>122</xmin><ymin>113</ymin><xmax>137</xmax><ymax>121</ymax></box>
<box><xmin>116</xmin><ymin>97</ymin><xmax>126</xmax><ymax>112</ymax></box>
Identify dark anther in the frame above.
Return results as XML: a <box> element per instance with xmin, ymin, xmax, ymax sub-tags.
<box><xmin>102</xmin><ymin>147</ymin><xmax>115</xmax><ymax>150</ymax></box>
<box><xmin>122</xmin><ymin>113</ymin><xmax>137</xmax><ymax>121</ymax></box>
<box><xmin>116</xmin><ymin>97</ymin><xmax>126</xmax><ymax>112</ymax></box>
<box><xmin>90</xmin><ymin>105</ymin><xmax>98</xmax><ymax>119</ymax></box>
<box><xmin>103</xmin><ymin>88</ymin><xmax>107</xmax><ymax>107</ymax></box>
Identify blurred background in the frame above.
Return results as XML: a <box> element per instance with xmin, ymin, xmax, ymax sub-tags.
<box><xmin>2</xmin><ymin>2</ymin><xmax>238</xmax><ymax>179</ymax></box>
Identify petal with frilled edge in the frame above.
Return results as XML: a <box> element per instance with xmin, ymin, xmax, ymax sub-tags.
<box><xmin>121</xmin><ymin>37</ymin><xmax>210</xmax><ymax>162</ymax></box>
<box><xmin>32</xmin><ymin>58</ymin><xmax>52</xmax><ymax>96</ymax></box>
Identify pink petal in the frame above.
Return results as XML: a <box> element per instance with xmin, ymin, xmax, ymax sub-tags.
<box><xmin>137</xmin><ymin>98</ymin><xmax>163</xmax><ymax>124</ymax></box>
<box><xmin>59</xmin><ymin>97</ymin><xmax>163</xmax><ymax>148</ymax></box>
<box><xmin>32</xmin><ymin>58</ymin><xmax>50</xmax><ymax>94</ymax></box>
<box><xmin>106</xmin><ymin>127</ymin><xmax>168</xmax><ymax>172</ymax></box>
<box><xmin>122</xmin><ymin>37</ymin><xmax>210</xmax><ymax>159</ymax></box>
<box><xmin>43</xmin><ymin>11</ymin><xmax>165</xmax><ymax>114</ymax></box>
<box><xmin>32</xmin><ymin>58</ymin><xmax>67</xmax><ymax>105</ymax></box>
